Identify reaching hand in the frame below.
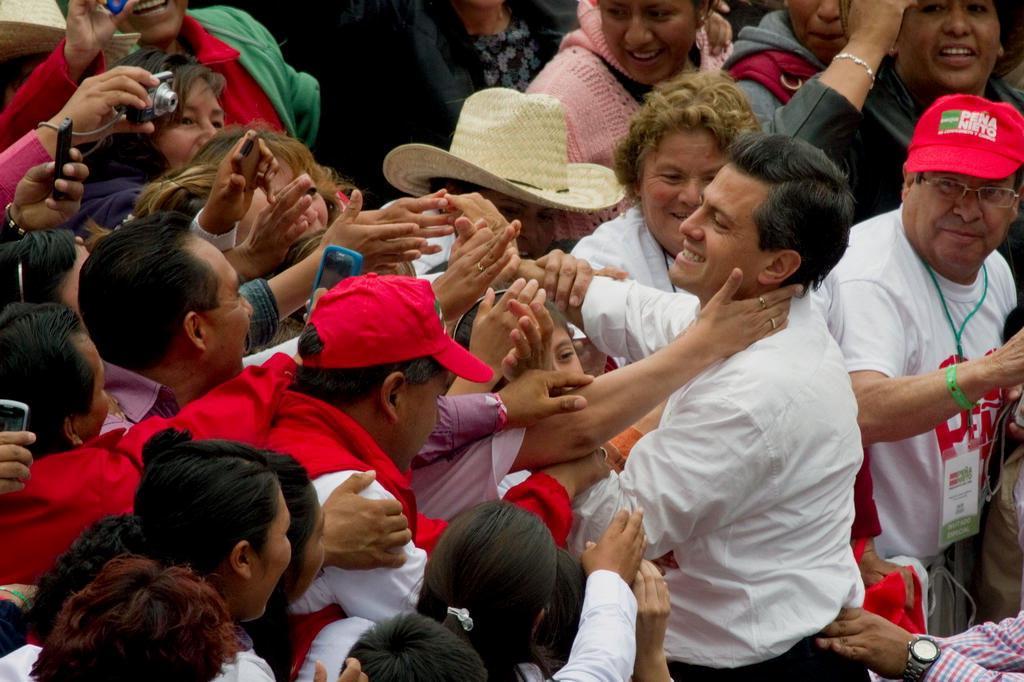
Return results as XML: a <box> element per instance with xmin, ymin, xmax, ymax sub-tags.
<box><xmin>858</xmin><ymin>539</ymin><xmax>916</xmax><ymax>610</ymax></box>
<box><xmin>581</xmin><ymin>509</ymin><xmax>646</xmax><ymax>582</ymax></box>
<box><xmin>200</xmin><ymin>131</ymin><xmax>279</xmax><ymax>235</ymax></box>
<box><xmin>464</xmin><ymin>278</ymin><xmax>543</xmax><ymax>374</ymax></box>
<box><xmin>12</xmin><ymin>152</ymin><xmax>89</xmax><ymax>231</ymax></box>
<box><xmin>632</xmin><ymin>560</ymin><xmax>671</xmax><ymax>682</ymax></box>
<box><xmin>446</xmin><ymin>192</ymin><xmax>511</xmax><ymax>234</ymax></box>
<box><xmin>226</xmin><ymin>173</ymin><xmax>316</xmax><ymax>279</ymax></box>
<box><xmin>432</xmin><ymin>219</ymin><xmax>517</xmax><ymax>324</ymax></box>
<box><xmin>815</xmin><ymin>608</ymin><xmax>913</xmax><ymax>679</ymax></box>
<box><xmin>48</xmin><ymin>66</ymin><xmax>159</xmax><ymax>146</ymax></box>
<box><xmin>362</xmin><ymin>189</ymin><xmax>454</xmax><ymax>229</ymax></box>
<box><xmin>498</xmin><ymin>369</ymin><xmax>591</xmax><ymax>428</ymax></box>
<box><xmin>314</xmin><ymin>658</ymin><xmax>368</xmax><ymax>682</ymax></box>
<box><xmin>0</xmin><ymin>432</ymin><xmax>34</xmax><ymax>495</ymax></box>
<box><xmin>703</xmin><ymin>5</ymin><xmax>733</xmax><ymax>57</ymax></box>
<box><xmin>64</xmin><ymin>0</ymin><xmax>140</xmax><ymax>81</ymax></box>
<box><xmin>323</xmin><ymin>190</ymin><xmax>440</xmax><ymax>273</ymax></box>
<box><xmin>845</xmin><ymin>0</ymin><xmax>918</xmax><ymax>56</ymax></box>
<box><xmin>502</xmin><ymin>297</ymin><xmax>557</xmax><ymax>378</ymax></box>
<box><xmin>322</xmin><ymin>471</ymin><xmax>412</xmax><ymax>570</ymax></box>
<box><xmin>685</xmin><ymin>268</ymin><xmax>801</xmax><ymax>361</ymax></box>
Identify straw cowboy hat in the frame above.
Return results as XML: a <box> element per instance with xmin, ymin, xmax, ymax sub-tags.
<box><xmin>383</xmin><ymin>88</ymin><xmax>624</xmax><ymax>213</ymax></box>
<box><xmin>838</xmin><ymin>0</ymin><xmax>1024</xmax><ymax>77</ymax></box>
<box><xmin>0</xmin><ymin>0</ymin><xmax>139</xmax><ymax>64</ymax></box>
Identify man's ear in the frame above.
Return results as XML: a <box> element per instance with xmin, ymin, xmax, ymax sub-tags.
<box><xmin>228</xmin><ymin>540</ymin><xmax>255</xmax><ymax>581</ymax></box>
<box><xmin>756</xmin><ymin>250</ymin><xmax>801</xmax><ymax>288</ymax></box>
<box><xmin>182</xmin><ymin>310</ymin><xmax>207</xmax><ymax>353</ymax></box>
<box><xmin>902</xmin><ymin>165</ymin><xmax>915</xmax><ymax>201</ymax></box>
<box><xmin>62</xmin><ymin>415</ymin><xmax>83</xmax><ymax>447</ymax></box>
<box><xmin>378</xmin><ymin>371</ymin><xmax>406</xmax><ymax>424</ymax></box>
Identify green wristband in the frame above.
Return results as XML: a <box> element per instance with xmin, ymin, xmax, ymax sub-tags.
<box><xmin>945</xmin><ymin>364</ymin><xmax>976</xmax><ymax>411</ymax></box>
<box><xmin>0</xmin><ymin>587</ymin><xmax>30</xmax><ymax>610</ymax></box>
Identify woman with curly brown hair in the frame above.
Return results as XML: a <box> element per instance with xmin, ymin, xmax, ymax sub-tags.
<box><xmin>30</xmin><ymin>556</ymin><xmax>238</xmax><ymax>682</ymax></box>
<box><xmin>572</xmin><ymin>71</ymin><xmax>759</xmax><ymax>293</ymax></box>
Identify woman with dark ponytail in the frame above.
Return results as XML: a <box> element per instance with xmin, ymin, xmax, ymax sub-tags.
<box><xmin>417</xmin><ymin>501</ymin><xmax>647</xmax><ymax>681</ymax></box>
<box><xmin>134</xmin><ymin>429</ymin><xmax>292</xmax><ymax>628</ymax></box>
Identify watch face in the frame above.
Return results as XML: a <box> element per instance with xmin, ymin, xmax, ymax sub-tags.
<box><xmin>911</xmin><ymin>638</ymin><xmax>940</xmax><ymax>662</ymax></box>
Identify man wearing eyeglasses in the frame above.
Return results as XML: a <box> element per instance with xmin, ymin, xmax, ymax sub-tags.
<box><xmin>822</xmin><ymin>94</ymin><xmax>1024</xmax><ymax>645</ymax></box>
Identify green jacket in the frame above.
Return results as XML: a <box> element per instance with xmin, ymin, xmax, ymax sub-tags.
<box><xmin>189</xmin><ymin>6</ymin><xmax>320</xmax><ymax>146</ymax></box>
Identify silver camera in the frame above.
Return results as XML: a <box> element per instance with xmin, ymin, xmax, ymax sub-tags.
<box><xmin>126</xmin><ymin>70</ymin><xmax>178</xmax><ymax>123</ymax></box>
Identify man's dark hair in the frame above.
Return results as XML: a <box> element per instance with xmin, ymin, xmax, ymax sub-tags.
<box><xmin>728</xmin><ymin>133</ymin><xmax>855</xmax><ymax>290</ymax></box>
<box><xmin>292</xmin><ymin>324</ymin><xmax>444</xmax><ymax>405</ymax></box>
<box><xmin>0</xmin><ymin>303</ymin><xmax>94</xmax><ymax>455</ymax></box>
<box><xmin>79</xmin><ymin>211</ymin><xmax>220</xmax><ymax>371</ymax></box>
<box><xmin>349</xmin><ymin>613</ymin><xmax>487</xmax><ymax>682</ymax></box>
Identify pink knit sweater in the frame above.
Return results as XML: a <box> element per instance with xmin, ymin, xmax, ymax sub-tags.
<box><xmin>529</xmin><ymin>0</ymin><xmax>728</xmax><ymax>241</ymax></box>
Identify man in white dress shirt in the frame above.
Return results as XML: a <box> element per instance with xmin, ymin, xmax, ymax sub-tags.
<box><xmin>569</xmin><ymin>133</ymin><xmax>867</xmax><ymax>680</ymax></box>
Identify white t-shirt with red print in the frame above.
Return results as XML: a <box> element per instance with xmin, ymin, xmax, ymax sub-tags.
<box><xmin>825</xmin><ymin>208</ymin><xmax>1016</xmax><ymax>561</ymax></box>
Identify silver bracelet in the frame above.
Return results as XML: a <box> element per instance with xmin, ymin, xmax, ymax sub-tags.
<box><xmin>832</xmin><ymin>52</ymin><xmax>876</xmax><ymax>86</ymax></box>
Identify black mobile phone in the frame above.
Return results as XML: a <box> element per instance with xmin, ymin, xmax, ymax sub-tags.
<box><xmin>0</xmin><ymin>400</ymin><xmax>30</xmax><ymax>432</ymax></box>
<box><xmin>52</xmin><ymin>117</ymin><xmax>73</xmax><ymax>201</ymax></box>
<box><xmin>236</xmin><ymin>136</ymin><xmax>260</xmax><ymax>184</ymax></box>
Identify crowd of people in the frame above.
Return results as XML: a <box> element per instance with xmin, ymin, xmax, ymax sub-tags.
<box><xmin>1</xmin><ymin>0</ymin><xmax>1024</xmax><ymax>680</ymax></box>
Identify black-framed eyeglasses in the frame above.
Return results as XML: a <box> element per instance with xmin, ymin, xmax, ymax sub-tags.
<box><xmin>917</xmin><ymin>174</ymin><xmax>1020</xmax><ymax>209</ymax></box>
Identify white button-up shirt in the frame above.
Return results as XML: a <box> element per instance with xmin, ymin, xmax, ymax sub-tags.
<box><xmin>571</xmin><ymin>278</ymin><xmax>865</xmax><ymax>667</ymax></box>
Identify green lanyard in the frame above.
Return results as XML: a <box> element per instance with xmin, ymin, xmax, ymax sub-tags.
<box><xmin>923</xmin><ymin>261</ymin><xmax>988</xmax><ymax>430</ymax></box>
<box><xmin>921</xmin><ymin>262</ymin><xmax>989</xmax><ymax>362</ymax></box>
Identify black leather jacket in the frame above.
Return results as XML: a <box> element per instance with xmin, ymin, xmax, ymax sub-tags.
<box><xmin>281</xmin><ymin>0</ymin><xmax>574</xmax><ymax>203</ymax></box>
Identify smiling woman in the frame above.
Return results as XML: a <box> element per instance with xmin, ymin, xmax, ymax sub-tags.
<box><xmin>527</xmin><ymin>0</ymin><xmax>720</xmax><ymax>240</ymax></box>
<box><xmin>572</xmin><ymin>71</ymin><xmax>759</xmax><ymax>292</ymax></box>
<box><xmin>743</xmin><ymin>0</ymin><xmax>1024</xmax><ymax>292</ymax></box>
<box><xmin>60</xmin><ymin>48</ymin><xmax>227</xmax><ymax>235</ymax></box>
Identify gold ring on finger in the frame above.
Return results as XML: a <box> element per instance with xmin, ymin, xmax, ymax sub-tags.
<box><xmin>770</xmin><ymin>317</ymin><xmax>777</xmax><ymax>330</ymax></box>
<box><xmin>758</xmin><ymin>295</ymin><xmax>767</xmax><ymax>310</ymax></box>
<box><xmin>477</xmin><ymin>262</ymin><xmax>485</xmax><ymax>273</ymax></box>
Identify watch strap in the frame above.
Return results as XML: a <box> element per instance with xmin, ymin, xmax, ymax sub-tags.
<box><xmin>904</xmin><ymin>637</ymin><xmax>939</xmax><ymax>682</ymax></box>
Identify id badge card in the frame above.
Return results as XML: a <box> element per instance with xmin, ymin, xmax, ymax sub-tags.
<box><xmin>939</xmin><ymin>437</ymin><xmax>985</xmax><ymax>546</ymax></box>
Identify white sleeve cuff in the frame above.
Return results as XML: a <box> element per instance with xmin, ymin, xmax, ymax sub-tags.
<box><xmin>190</xmin><ymin>208</ymin><xmax>238</xmax><ymax>252</ymax></box>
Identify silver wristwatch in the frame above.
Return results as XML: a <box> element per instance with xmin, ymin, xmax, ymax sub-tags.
<box><xmin>904</xmin><ymin>635</ymin><xmax>940</xmax><ymax>682</ymax></box>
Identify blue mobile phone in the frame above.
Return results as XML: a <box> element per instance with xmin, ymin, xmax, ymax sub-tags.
<box><xmin>106</xmin><ymin>0</ymin><xmax>128</xmax><ymax>13</ymax></box>
<box><xmin>311</xmin><ymin>246</ymin><xmax>363</xmax><ymax>302</ymax></box>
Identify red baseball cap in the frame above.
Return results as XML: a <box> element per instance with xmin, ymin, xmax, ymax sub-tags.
<box><xmin>907</xmin><ymin>94</ymin><xmax>1024</xmax><ymax>180</ymax></box>
<box><xmin>302</xmin><ymin>274</ymin><xmax>493</xmax><ymax>383</ymax></box>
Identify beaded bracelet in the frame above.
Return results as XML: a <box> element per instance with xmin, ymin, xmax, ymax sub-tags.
<box><xmin>833</xmin><ymin>52</ymin><xmax>876</xmax><ymax>87</ymax></box>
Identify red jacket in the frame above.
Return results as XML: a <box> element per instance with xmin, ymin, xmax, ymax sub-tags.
<box><xmin>0</xmin><ymin>354</ymin><xmax>296</xmax><ymax>584</ymax></box>
<box><xmin>265</xmin><ymin>390</ymin><xmax>574</xmax><ymax>553</ymax></box>
<box><xmin>0</xmin><ymin>18</ymin><xmax>283</xmax><ymax>154</ymax></box>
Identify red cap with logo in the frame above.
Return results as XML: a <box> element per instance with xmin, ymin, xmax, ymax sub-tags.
<box><xmin>303</xmin><ymin>273</ymin><xmax>493</xmax><ymax>383</ymax></box>
<box><xmin>907</xmin><ymin>94</ymin><xmax>1024</xmax><ymax>180</ymax></box>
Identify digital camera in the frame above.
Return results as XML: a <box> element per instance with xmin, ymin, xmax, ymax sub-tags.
<box><xmin>126</xmin><ymin>71</ymin><xmax>178</xmax><ymax>123</ymax></box>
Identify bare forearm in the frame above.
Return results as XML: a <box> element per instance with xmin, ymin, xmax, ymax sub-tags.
<box><xmin>266</xmin><ymin>247</ymin><xmax>321</xmax><ymax>318</ymax></box>
<box><xmin>520</xmin><ymin>337</ymin><xmax>715</xmax><ymax>464</ymax></box>
<box><xmin>855</xmin><ymin>359</ymin><xmax>1003</xmax><ymax>445</ymax></box>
